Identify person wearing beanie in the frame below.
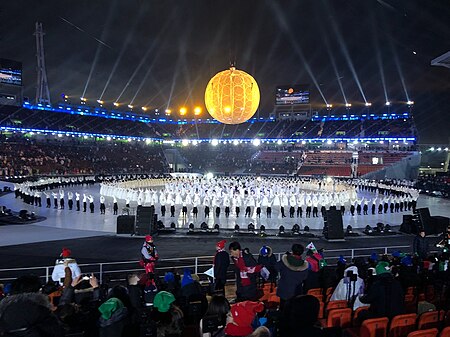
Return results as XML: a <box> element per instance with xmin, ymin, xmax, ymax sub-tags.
<box><xmin>140</xmin><ymin>235</ymin><xmax>159</xmax><ymax>279</ymax></box>
<box><xmin>357</xmin><ymin>261</ymin><xmax>405</xmax><ymax>322</ymax></box>
<box><xmin>229</xmin><ymin>242</ymin><xmax>263</xmax><ymax>301</ymax></box>
<box><xmin>152</xmin><ymin>291</ymin><xmax>184</xmax><ymax>337</ymax></box>
<box><xmin>276</xmin><ymin>243</ymin><xmax>309</xmax><ymax>309</ymax></box>
<box><xmin>51</xmin><ymin>247</ymin><xmax>82</xmax><ymax>285</ymax></box>
<box><xmin>257</xmin><ymin>245</ymin><xmax>277</xmax><ymax>285</ymax></box>
<box><xmin>224</xmin><ymin>301</ymin><xmax>264</xmax><ymax>337</ymax></box>
<box><xmin>213</xmin><ymin>240</ymin><xmax>230</xmax><ymax>293</ymax></box>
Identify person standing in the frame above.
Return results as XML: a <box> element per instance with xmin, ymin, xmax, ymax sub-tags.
<box><xmin>140</xmin><ymin>235</ymin><xmax>159</xmax><ymax>277</ymax></box>
<box><xmin>67</xmin><ymin>191</ymin><xmax>73</xmax><ymax>210</ymax></box>
<box><xmin>413</xmin><ymin>229</ymin><xmax>429</xmax><ymax>259</ymax></box>
<box><xmin>52</xmin><ymin>192</ymin><xmax>58</xmax><ymax>209</ymax></box>
<box><xmin>88</xmin><ymin>195</ymin><xmax>94</xmax><ymax>213</ymax></box>
<box><xmin>229</xmin><ymin>242</ymin><xmax>262</xmax><ymax>301</ymax></box>
<box><xmin>99</xmin><ymin>195</ymin><xmax>106</xmax><ymax>214</ymax></box>
<box><xmin>213</xmin><ymin>240</ymin><xmax>230</xmax><ymax>294</ymax></box>
<box><xmin>113</xmin><ymin>195</ymin><xmax>118</xmax><ymax>215</ymax></box>
<box><xmin>276</xmin><ymin>243</ymin><xmax>309</xmax><ymax>309</ymax></box>
<box><xmin>44</xmin><ymin>191</ymin><xmax>51</xmax><ymax>208</ymax></box>
<box><xmin>75</xmin><ymin>192</ymin><xmax>80</xmax><ymax>211</ymax></box>
<box><xmin>82</xmin><ymin>193</ymin><xmax>87</xmax><ymax>212</ymax></box>
<box><xmin>59</xmin><ymin>189</ymin><xmax>65</xmax><ymax>209</ymax></box>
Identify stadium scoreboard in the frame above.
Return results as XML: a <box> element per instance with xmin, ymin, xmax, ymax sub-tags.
<box><xmin>275</xmin><ymin>85</ymin><xmax>310</xmax><ymax>105</ymax></box>
<box><xmin>0</xmin><ymin>58</ymin><xmax>22</xmax><ymax>86</ymax></box>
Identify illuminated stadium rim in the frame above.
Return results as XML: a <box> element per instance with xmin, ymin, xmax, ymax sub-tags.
<box><xmin>0</xmin><ymin>126</ymin><xmax>416</xmax><ymax>144</ymax></box>
<box><xmin>22</xmin><ymin>102</ymin><xmax>411</xmax><ymax>124</ymax></box>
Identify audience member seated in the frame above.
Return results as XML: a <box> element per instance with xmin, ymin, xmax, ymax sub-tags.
<box><xmin>357</xmin><ymin>261</ymin><xmax>405</xmax><ymax>322</ymax></box>
<box><xmin>0</xmin><ymin>275</ymin><xmax>65</xmax><ymax>337</ymax></box>
<box><xmin>224</xmin><ymin>301</ymin><xmax>264</xmax><ymax>337</ymax></box>
<box><xmin>152</xmin><ymin>291</ymin><xmax>184</xmax><ymax>337</ymax></box>
<box><xmin>279</xmin><ymin>294</ymin><xmax>340</xmax><ymax>337</ymax></box>
<box><xmin>200</xmin><ymin>295</ymin><xmax>231</xmax><ymax>337</ymax></box>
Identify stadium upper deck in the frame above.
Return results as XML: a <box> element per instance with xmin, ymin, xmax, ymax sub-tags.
<box><xmin>0</xmin><ymin>102</ymin><xmax>417</xmax><ymax>144</ymax></box>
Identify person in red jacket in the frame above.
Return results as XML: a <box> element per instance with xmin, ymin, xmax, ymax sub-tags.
<box><xmin>140</xmin><ymin>235</ymin><xmax>159</xmax><ymax>275</ymax></box>
<box><xmin>229</xmin><ymin>241</ymin><xmax>262</xmax><ymax>302</ymax></box>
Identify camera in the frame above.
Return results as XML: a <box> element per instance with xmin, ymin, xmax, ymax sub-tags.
<box><xmin>346</xmin><ymin>270</ymin><xmax>358</xmax><ymax>282</ymax></box>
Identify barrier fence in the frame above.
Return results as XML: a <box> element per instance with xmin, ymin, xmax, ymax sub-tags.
<box><xmin>0</xmin><ymin>244</ymin><xmax>419</xmax><ymax>285</ymax></box>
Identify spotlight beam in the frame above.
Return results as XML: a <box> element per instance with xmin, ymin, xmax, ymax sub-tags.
<box><xmin>99</xmin><ymin>13</ymin><xmax>144</xmax><ymax>100</ymax></box>
<box><xmin>80</xmin><ymin>1</ymin><xmax>117</xmax><ymax>98</ymax></box>
<box><xmin>268</xmin><ymin>1</ymin><xmax>328</xmax><ymax>105</ymax></box>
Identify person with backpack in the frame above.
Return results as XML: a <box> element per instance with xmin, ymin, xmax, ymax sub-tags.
<box><xmin>229</xmin><ymin>242</ymin><xmax>263</xmax><ymax>302</ymax></box>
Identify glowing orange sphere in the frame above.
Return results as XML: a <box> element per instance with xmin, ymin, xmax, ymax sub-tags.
<box><xmin>204</xmin><ymin>67</ymin><xmax>260</xmax><ymax>124</ymax></box>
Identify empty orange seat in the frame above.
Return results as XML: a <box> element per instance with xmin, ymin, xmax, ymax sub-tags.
<box><xmin>439</xmin><ymin>327</ymin><xmax>450</xmax><ymax>337</ymax></box>
<box><xmin>326</xmin><ymin>308</ymin><xmax>352</xmax><ymax>328</ymax></box>
<box><xmin>345</xmin><ymin>316</ymin><xmax>389</xmax><ymax>337</ymax></box>
<box><xmin>406</xmin><ymin>328</ymin><xmax>438</xmax><ymax>337</ymax></box>
<box><xmin>326</xmin><ymin>300</ymin><xmax>348</xmax><ymax>316</ymax></box>
<box><xmin>307</xmin><ymin>287</ymin><xmax>323</xmax><ymax>296</ymax></box>
<box><xmin>418</xmin><ymin>311</ymin><xmax>441</xmax><ymax>330</ymax></box>
<box><xmin>388</xmin><ymin>313</ymin><xmax>417</xmax><ymax>337</ymax></box>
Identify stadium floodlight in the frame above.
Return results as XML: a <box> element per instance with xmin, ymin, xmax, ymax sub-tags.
<box><xmin>445</xmin><ymin>147</ymin><xmax>449</xmax><ymax>151</ymax></box>
<box><xmin>224</xmin><ymin>106</ymin><xmax>231</xmax><ymax>113</ymax></box>
<box><xmin>429</xmin><ymin>147</ymin><xmax>435</xmax><ymax>151</ymax></box>
<box><xmin>179</xmin><ymin>107</ymin><xmax>187</xmax><ymax>115</ymax></box>
<box><xmin>113</xmin><ymin>102</ymin><xmax>119</xmax><ymax>107</ymax></box>
<box><xmin>80</xmin><ymin>97</ymin><xmax>87</xmax><ymax>102</ymax></box>
<box><xmin>211</xmin><ymin>139</ymin><xmax>219</xmax><ymax>146</ymax></box>
<box><xmin>141</xmin><ymin>106</ymin><xmax>148</xmax><ymax>111</ymax></box>
<box><xmin>128</xmin><ymin>104</ymin><xmax>134</xmax><ymax>109</ymax></box>
<box><xmin>165</xmin><ymin>109</ymin><xmax>172</xmax><ymax>115</ymax></box>
<box><xmin>194</xmin><ymin>106</ymin><xmax>202</xmax><ymax>115</ymax></box>
<box><xmin>407</xmin><ymin>101</ymin><xmax>414</xmax><ymax>105</ymax></box>
<box><xmin>437</xmin><ymin>147</ymin><xmax>442</xmax><ymax>151</ymax></box>
<box><xmin>326</xmin><ymin>139</ymin><xmax>332</xmax><ymax>145</ymax></box>
<box><xmin>277</xmin><ymin>139</ymin><xmax>282</xmax><ymax>145</ymax></box>
<box><xmin>233</xmin><ymin>139</ymin><xmax>239</xmax><ymax>146</ymax></box>
<box><xmin>205</xmin><ymin>172</ymin><xmax>214</xmax><ymax>180</ymax></box>
<box><xmin>106</xmin><ymin>136</ymin><xmax>111</xmax><ymax>141</ymax></box>
<box><xmin>385</xmin><ymin>101</ymin><xmax>391</xmax><ymax>106</ymax></box>
<box><xmin>192</xmin><ymin>140</ymin><xmax>198</xmax><ymax>146</ymax></box>
<box><xmin>365</xmin><ymin>102</ymin><xmax>372</xmax><ymax>107</ymax></box>
<box><xmin>181</xmin><ymin>139</ymin><xmax>189</xmax><ymax>146</ymax></box>
<box><xmin>326</xmin><ymin>104</ymin><xmax>333</xmax><ymax>108</ymax></box>
<box><xmin>345</xmin><ymin>103</ymin><xmax>352</xmax><ymax>107</ymax></box>
<box><xmin>97</xmin><ymin>99</ymin><xmax>104</xmax><ymax>105</ymax></box>
<box><xmin>252</xmin><ymin>138</ymin><xmax>261</xmax><ymax>146</ymax></box>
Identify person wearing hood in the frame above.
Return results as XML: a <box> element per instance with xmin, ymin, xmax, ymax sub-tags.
<box><xmin>0</xmin><ymin>274</ymin><xmax>65</xmax><ymax>337</ymax></box>
<box><xmin>275</xmin><ymin>243</ymin><xmax>309</xmax><ymax>309</ymax></box>
<box><xmin>357</xmin><ymin>261</ymin><xmax>405</xmax><ymax>322</ymax></box>
<box><xmin>330</xmin><ymin>265</ymin><xmax>366</xmax><ymax>309</ymax></box>
<box><xmin>213</xmin><ymin>240</ymin><xmax>230</xmax><ymax>294</ymax></box>
<box><xmin>152</xmin><ymin>291</ymin><xmax>184</xmax><ymax>337</ymax></box>
<box><xmin>51</xmin><ymin>247</ymin><xmax>82</xmax><ymax>285</ymax></box>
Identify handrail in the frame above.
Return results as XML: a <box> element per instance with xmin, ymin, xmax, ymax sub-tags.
<box><xmin>0</xmin><ymin>245</ymin><xmax>416</xmax><ymax>283</ymax></box>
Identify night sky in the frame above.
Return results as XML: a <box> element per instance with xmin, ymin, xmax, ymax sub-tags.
<box><xmin>1</xmin><ymin>0</ymin><xmax>449</xmax><ymax>143</ymax></box>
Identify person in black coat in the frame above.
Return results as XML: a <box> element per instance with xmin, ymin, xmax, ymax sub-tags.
<box><xmin>0</xmin><ymin>275</ymin><xmax>65</xmax><ymax>337</ymax></box>
<box><xmin>258</xmin><ymin>245</ymin><xmax>278</xmax><ymax>285</ymax></box>
<box><xmin>276</xmin><ymin>244</ymin><xmax>309</xmax><ymax>309</ymax></box>
<box><xmin>358</xmin><ymin>261</ymin><xmax>405</xmax><ymax>322</ymax></box>
<box><xmin>413</xmin><ymin>230</ymin><xmax>429</xmax><ymax>259</ymax></box>
<box><xmin>213</xmin><ymin>240</ymin><xmax>230</xmax><ymax>293</ymax></box>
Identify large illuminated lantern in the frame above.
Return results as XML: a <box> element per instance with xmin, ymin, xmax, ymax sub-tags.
<box><xmin>204</xmin><ymin>66</ymin><xmax>260</xmax><ymax>124</ymax></box>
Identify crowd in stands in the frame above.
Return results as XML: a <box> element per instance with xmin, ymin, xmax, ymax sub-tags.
<box><xmin>0</xmin><ymin>105</ymin><xmax>417</xmax><ymax>140</ymax></box>
<box><xmin>416</xmin><ymin>174</ymin><xmax>450</xmax><ymax>199</ymax></box>
<box><xmin>0</xmin><ymin>230</ymin><xmax>449</xmax><ymax>337</ymax></box>
<box><xmin>0</xmin><ymin>135</ymin><xmax>167</xmax><ymax>177</ymax></box>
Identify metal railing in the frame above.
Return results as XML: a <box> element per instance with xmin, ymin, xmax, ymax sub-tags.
<box><xmin>0</xmin><ymin>245</ymin><xmax>415</xmax><ymax>284</ymax></box>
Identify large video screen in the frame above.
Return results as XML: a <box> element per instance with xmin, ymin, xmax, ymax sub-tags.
<box><xmin>276</xmin><ymin>85</ymin><xmax>310</xmax><ymax>105</ymax></box>
<box><xmin>0</xmin><ymin>58</ymin><xmax>22</xmax><ymax>86</ymax></box>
